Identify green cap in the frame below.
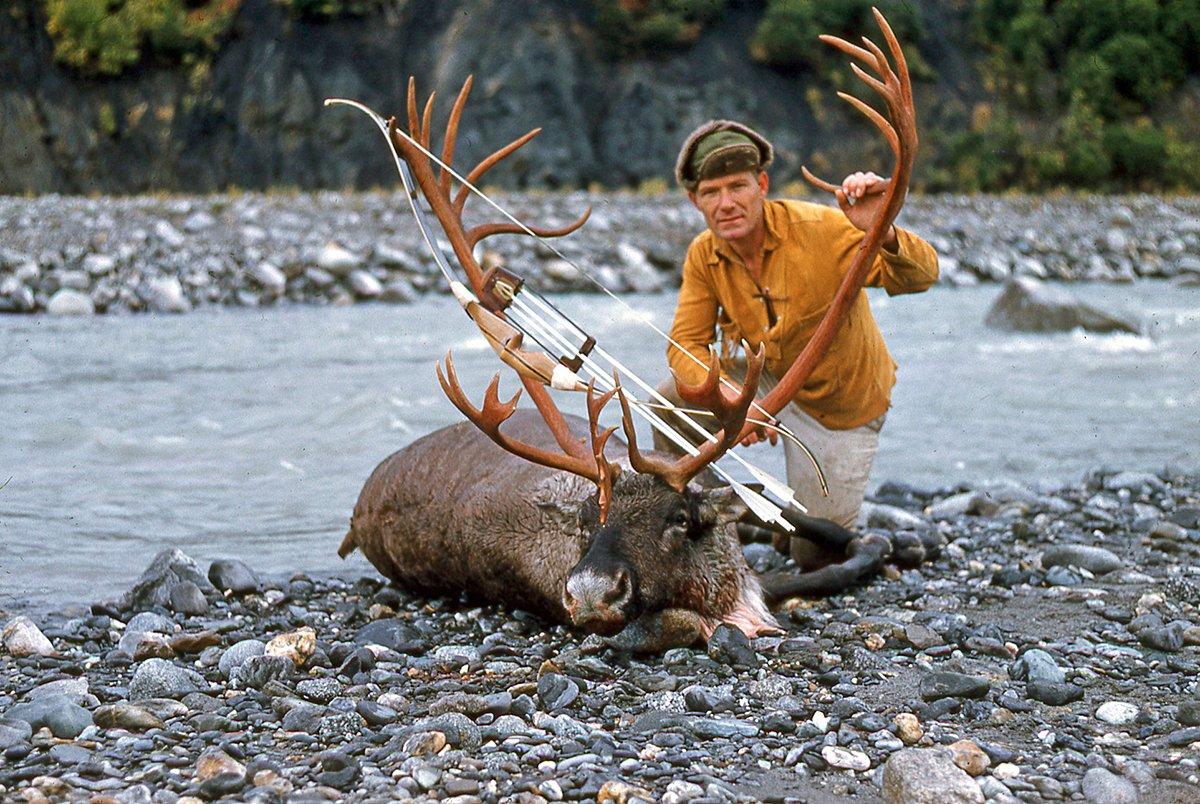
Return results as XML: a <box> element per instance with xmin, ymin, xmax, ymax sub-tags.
<box><xmin>675</xmin><ymin>120</ymin><xmax>774</xmax><ymax>190</ymax></box>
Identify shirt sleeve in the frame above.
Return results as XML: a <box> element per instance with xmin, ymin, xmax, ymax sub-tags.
<box><xmin>871</xmin><ymin>225</ymin><xmax>940</xmax><ymax>296</ymax></box>
<box><xmin>667</xmin><ymin>244</ymin><xmax>720</xmax><ymax>388</ymax></box>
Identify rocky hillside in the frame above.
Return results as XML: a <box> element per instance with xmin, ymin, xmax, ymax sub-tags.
<box><xmin>0</xmin><ymin>0</ymin><xmax>986</xmax><ymax>194</ymax></box>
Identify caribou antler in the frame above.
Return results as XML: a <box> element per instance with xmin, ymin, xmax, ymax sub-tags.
<box><xmin>387</xmin><ymin>76</ymin><xmax>590</xmax><ymax>305</ymax></box>
<box><xmin>436</xmin><ymin>352</ymin><xmax>622</xmax><ymax>522</ymax></box>
<box><xmin>751</xmin><ymin>7</ymin><xmax>917</xmax><ymax>422</ymax></box>
<box><xmin>617</xmin><ymin>346</ymin><xmax>766</xmax><ymax>492</ymax></box>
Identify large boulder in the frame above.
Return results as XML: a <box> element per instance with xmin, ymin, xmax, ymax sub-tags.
<box><xmin>984</xmin><ymin>277</ymin><xmax>1141</xmax><ymax>334</ymax></box>
<box><xmin>882</xmin><ymin>748</ymin><xmax>984</xmax><ymax>803</ymax></box>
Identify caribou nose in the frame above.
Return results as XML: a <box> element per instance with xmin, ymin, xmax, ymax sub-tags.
<box><xmin>563</xmin><ymin>567</ymin><xmax>633</xmax><ymax>635</ymax></box>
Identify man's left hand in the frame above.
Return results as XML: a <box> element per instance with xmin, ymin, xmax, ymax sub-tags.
<box><xmin>836</xmin><ymin>171</ymin><xmax>899</xmax><ymax>252</ymax></box>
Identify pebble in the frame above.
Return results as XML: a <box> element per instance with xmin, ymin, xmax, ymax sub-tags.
<box><xmin>881</xmin><ymin>748</ymin><xmax>984</xmax><ymax>803</ymax></box>
<box><xmin>1095</xmin><ymin>701</ymin><xmax>1138</xmax><ymax>726</ymax></box>
<box><xmin>1041</xmin><ymin>544</ymin><xmax>1123</xmax><ymax>574</ymax></box>
<box><xmin>919</xmin><ymin>672</ymin><xmax>990</xmax><ymax>701</ymax></box>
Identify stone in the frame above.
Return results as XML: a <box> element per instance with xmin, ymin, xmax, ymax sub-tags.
<box><xmin>317</xmin><ymin>243</ymin><xmax>363</xmax><ymax>275</ymax></box>
<box><xmin>129</xmin><ymin>658</ymin><xmax>201</xmax><ymax>699</ymax></box>
<box><xmin>536</xmin><ymin>673</ymin><xmax>579</xmax><ymax>711</ymax></box>
<box><xmin>250</xmin><ymin>261</ymin><xmax>287</xmax><ymax>295</ymax></box>
<box><xmin>598</xmin><ymin>779</ymin><xmax>655</xmax><ymax>803</ymax></box>
<box><xmin>1026</xmin><ymin>680</ymin><xmax>1084</xmax><ymax>706</ymax></box>
<box><xmin>1095</xmin><ymin>701</ymin><xmax>1138</xmax><ymax>726</ymax></box>
<box><xmin>354</xmin><ymin>619</ymin><xmax>424</xmax><ymax>653</ymax></box>
<box><xmin>1177</xmin><ymin>699</ymin><xmax>1200</xmax><ymax>726</ymax></box>
<box><xmin>4</xmin><ymin>694</ymin><xmax>92</xmax><ymax>739</ymax></box>
<box><xmin>2</xmin><ymin>616</ymin><xmax>57</xmax><ymax>657</ymax></box>
<box><xmin>947</xmin><ymin>739</ymin><xmax>990</xmax><ymax>776</ymax></box>
<box><xmin>692</xmin><ymin>717</ymin><xmax>759</xmax><ymax>739</ymax></box>
<box><xmin>882</xmin><ymin>748</ymin><xmax>984</xmax><ymax>803</ymax></box>
<box><xmin>984</xmin><ymin>277</ymin><xmax>1141</xmax><ymax>334</ymax></box>
<box><xmin>196</xmin><ymin>748</ymin><xmax>245</xmax><ymax>781</ymax></box>
<box><xmin>1080</xmin><ymin>768</ymin><xmax>1137</xmax><ymax>804</ymax></box>
<box><xmin>862</xmin><ymin>502</ymin><xmax>925</xmax><ymax>530</ymax></box>
<box><xmin>919</xmin><ymin>672</ymin><xmax>990</xmax><ymax>701</ymax></box>
<box><xmin>219</xmin><ymin>640</ymin><xmax>266</xmax><ymax>678</ymax></box>
<box><xmin>93</xmin><ymin>703</ymin><xmax>164</xmax><ymax>731</ymax></box>
<box><xmin>46</xmin><ymin>288</ymin><xmax>94</xmax><ymax>315</ymax></box>
<box><xmin>402</xmin><ymin>730</ymin><xmax>447</xmax><ymax>756</ymax></box>
<box><xmin>0</xmin><ymin>719</ymin><xmax>32</xmax><ymax>749</ymax></box>
<box><xmin>348</xmin><ymin>269</ymin><xmax>383</xmax><ymax>299</ymax></box>
<box><xmin>145</xmin><ymin>276</ymin><xmax>191</xmax><ymax>312</ymax></box>
<box><xmin>380</xmin><ymin>277</ymin><xmax>416</xmax><ymax>303</ymax></box>
<box><xmin>208</xmin><ymin>558</ymin><xmax>259</xmax><ymax>593</ymax></box>
<box><xmin>117</xmin><ymin>549</ymin><xmax>216</xmax><ymax>612</ymax></box>
<box><xmin>154</xmin><ymin>220</ymin><xmax>186</xmax><ymax>247</ymax></box>
<box><xmin>1041</xmin><ymin>544</ymin><xmax>1122</xmax><ymax>575</ymax></box>
<box><xmin>822</xmin><ymin>745</ymin><xmax>871</xmax><ymax>771</ymax></box>
<box><xmin>894</xmin><ymin>712</ymin><xmax>923</xmax><ymax>745</ymax></box>
<box><xmin>707</xmin><ymin>623</ymin><xmax>758</xmax><ymax>667</ymax></box>
<box><xmin>266</xmin><ymin>627</ymin><xmax>316</xmax><ymax>667</ymax></box>
<box><xmin>1139</xmin><ymin>623</ymin><xmax>1185</xmax><ymax>652</ymax></box>
<box><xmin>82</xmin><ymin>254</ymin><xmax>117</xmax><ymax>276</ymax></box>
<box><xmin>168</xmin><ymin>580</ymin><xmax>208</xmax><ymax>615</ymax></box>
<box><xmin>1010</xmin><ymin>648</ymin><xmax>1065</xmax><ymax>684</ymax></box>
<box><xmin>232</xmin><ymin>654</ymin><xmax>294</xmax><ymax>689</ymax></box>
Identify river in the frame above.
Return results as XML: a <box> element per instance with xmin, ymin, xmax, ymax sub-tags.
<box><xmin>1</xmin><ymin>283</ymin><xmax>1197</xmax><ymax>610</ymax></box>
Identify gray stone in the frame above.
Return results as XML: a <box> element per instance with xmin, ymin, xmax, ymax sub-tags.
<box><xmin>348</xmin><ymin>269</ymin><xmax>383</xmax><ymax>298</ymax></box>
<box><xmin>4</xmin><ymin>693</ymin><xmax>93</xmax><ymax>738</ymax></box>
<box><xmin>250</xmin><ymin>261</ymin><xmax>287</xmax><ymax>295</ymax></box>
<box><xmin>0</xmin><ymin>719</ymin><xmax>33</xmax><ymax>749</ymax></box>
<box><xmin>317</xmin><ymin>243</ymin><xmax>363</xmax><ymax>275</ymax></box>
<box><xmin>984</xmin><ymin>277</ymin><xmax>1141</xmax><ymax>334</ymax></box>
<box><xmin>168</xmin><ymin>580</ymin><xmax>209</xmax><ymax>614</ymax></box>
<box><xmin>919</xmin><ymin>672</ymin><xmax>990</xmax><ymax>701</ymax></box>
<box><xmin>692</xmin><ymin>717</ymin><xmax>759</xmax><ymax>739</ymax></box>
<box><xmin>129</xmin><ymin>658</ymin><xmax>201</xmax><ymax>700</ymax></box>
<box><xmin>882</xmin><ymin>748</ymin><xmax>983</xmax><ymax>803</ymax></box>
<box><xmin>2</xmin><ymin>615</ymin><xmax>57</xmax><ymax>657</ymax></box>
<box><xmin>380</xmin><ymin>277</ymin><xmax>416</xmax><ymax>303</ymax></box>
<box><xmin>1081</xmin><ymin>768</ymin><xmax>1137</xmax><ymax>804</ymax></box>
<box><xmin>232</xmin><ymin>654</ymin><xmax>293</xmax><ymax>689</ymax></box>
<box><xmin>707</xmin><ymin>623</ymin><xmax>758</xmax><ymax>668</ymax></box>
<box><xmin>1095</xmin><ymin>701</ymin><xmax>1138</xmax><ymax>726</ymax></box>
<box><xmin>126</xmin><ymin>611</ymin><xmax>176</xmax><ymax>633</ymax></box>
<box><xmin>117</xmin><ymin>548</ymin><xmax>216</xmax><ymax>612</ymax></box>
<box><xmin>145</xmin><ymin>276</ymin><xmax>191</xmax><ymax>313</ymax></box>
<box><xmin>1041</xmin><ymin>544</ymin><xmax>1123</xmax><ymax>575</ymax></box>
<box><xmin>82</xmin><ymin>254</ymin><xmax>117</xmax><ymax>276</ymax></box>
<box><xmin>1010</xmin><ymin>649</ymin><xmax>1065</xmax><ymax>684</ymax></box>
<box><xmin>218</xmin><ymin>638</ymin><xmax>266</xmax><ymax>679</ymax></box>
<box><xmin>208</xmin><ymin>558</ymin><xmax>260</xmax><ymax>594</ymax></box>
<box><xmin>537</xmin><ymin>673</ymin><xmax>579</xmax><ymax>711</ymax></box>
<box><xmin>1026</xmin><ymin>680</ymin><xmax>1084</xmax><ymax>706</ymax></box>
<box><xmin>154</xmin><ymin>220</ymin><xmax>186</xmax><ymax>248</ymax></box>
<box><xmin>862</xmin><ymin>502</ymin><xmax>925</xmax><ymax>530</ymax></box>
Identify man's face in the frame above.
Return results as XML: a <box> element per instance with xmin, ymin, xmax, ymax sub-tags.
<box><xmin>688</xmin><ymin>170</ymin><xmax>769</xmax><ymax>242</ymax></box>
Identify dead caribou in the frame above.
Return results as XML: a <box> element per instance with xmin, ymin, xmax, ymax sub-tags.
<box><xmin>338</xmin><ymin>11</ymin><xmax>940</xmax><ymax>652</ymax></box>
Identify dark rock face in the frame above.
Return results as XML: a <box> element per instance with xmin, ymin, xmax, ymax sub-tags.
<box><xmin>0</xmin><ymin>0</ymin><xmax>978</xmax><ymax>194</ymax></box>
<box><xmin>984</xmin><ymin>278</ymin><xmax>1143</xmax><ymax>334</ymax></box>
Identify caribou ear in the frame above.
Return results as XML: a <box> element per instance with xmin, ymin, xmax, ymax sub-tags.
<box><xmin>537</xmin><ymin>499</ymin><xmax>585</xmax><ymax>535</ymax></box>
<box><xmin>698</xmin><ymin>485</ymin><xmax>748</xmax><ymax>529</ymax></box>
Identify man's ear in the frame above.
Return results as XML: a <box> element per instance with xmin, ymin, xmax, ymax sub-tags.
<box><xmin>687</xmin><ymin>190</ymin><xmax>700</xmax><ymax>210</ymax></box>
<box><xmin>757</xmin><ymin>170</ymin><xmax>769</xmax><ymax>196</ymax></box>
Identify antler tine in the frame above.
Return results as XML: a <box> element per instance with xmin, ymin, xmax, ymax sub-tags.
<box><xmin>466</xmin><ymin>206</ymin><xmax>592</xmax><ymax>250</ymax></box>
<box><xmin>873</xmin><ymin>7</ymin><xmax>912</xmax><ymax>104</ymax></box>
<box><xmin>406</xmin><ymin>76</ymin><xmax>421</xmax><ymax>143</ymax></box>
<box><xmin>836</xmin><ymin>91</ymin><xmax>900</xmax><ymax>155</ymax></box>
<box><xmin>440</xmin><ymin>76</ymin><xmax>474</xmax><ymax>195</ymax></box>
<box><xmin>615</xmin><ymin>381</ymin><xmax>685</xmax><ymax>485</ymax></box>
<box><xmin>420</xmin><ymin>91</ymin><xmax>436</xmax><ymax>150</ymax></box>
<box><xmin>452</xmin><ymin>127</ymin><xmax>542</xmax><ymax>215</ymax></box>
<box><xmin>437</xmin><ymin>352</ymin><xmax>616</xmax><ymax>487</ymax></box>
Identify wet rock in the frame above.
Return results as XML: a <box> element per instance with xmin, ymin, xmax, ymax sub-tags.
<box><xmin>947</xmin><ymin>739</ymin><xmax>989</xmax><ymax>776</ymax></box>
<box><xmin>167</xmin><ymin>580</ymin><xmax>209</xmax><ymax>615</ymax></box>
<box><xmin>2</xmin><ymin>616</ymin><xmax>58</xmax><ymax>657</ymax></box>
<box><xmin>985</xmin><ymin>277</ymin><xmax>1141</xmax><ymax>334</ymax></box>
<box><xmin>919</xmin><ymin>672</ymin><xmax>990</xmax><ymax>701</ymax></box>
<box><xmin>882</xmin><ymin>748</ymin><xmax>984</xmax><ymax>803</ymax></box>
<box><xmin>92</xmin><ymin>703</ymin><xmax>164</xmax><ymax>731</ymax></box>
<box><xmin>208</xmin><ymin>558</ymin><xmax>260</xmax><ymax>594</ymax></box>
<box><xmin>219</xmin><ymin>639</ymin><xmax>266</xmax><ymax>678</ymax></box>
<box><xmin>354</xmin><ymin>619</ymin><xmax>424</xmax><ymax>653</ymax></box>
<box><xmin>1041</xmin><ymin>544</ymin><xmax>1123</xmax><ymax>575</ymax></box>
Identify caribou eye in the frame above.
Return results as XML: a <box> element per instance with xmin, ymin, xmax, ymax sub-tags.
<box><xmin>671</xmin><ymin>510</ymin><xmax>689</xmax><ymax>528</ymax></box>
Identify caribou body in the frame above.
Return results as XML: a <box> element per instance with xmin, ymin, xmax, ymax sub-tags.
<box><xmin>336</xmin><ymin>12</ymin><xmax>933</xmax><ymax>652</ymax></box>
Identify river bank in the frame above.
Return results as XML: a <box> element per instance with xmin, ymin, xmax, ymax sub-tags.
<box><xmin>2</xmin><ymin>193</ymin><xmax>1199</xmax><ymax>315</ymax></box>
<box><xmin>1</xmin><ymin>467</ymin><xmax>1198</xmax><ymax>802</ymax></box>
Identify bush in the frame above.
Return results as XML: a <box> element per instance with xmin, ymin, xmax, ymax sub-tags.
<box><xmin>1104</xmin><ymin>119</ymin><xmax>1168</xmax><ymax>184</ymax></box>
<box><xmin>276</xmin><ymin>0</ymin><xmax>383</xmax><ymax>17</ymax></box>
<box><xmin>44</xmin><ymin>0</ymin><xmax>241</xmax><ymax>75</ymax></box>
<box><xmin>751</xmin><ymin>0</ymin><xmax>924</xmax><ymax>72</ymax></box>
<box><xmin>1060</xmin><ymin>98</ymin><xmax>1112</xmax><ymax>187</ymax></box>
<box><xmin>593</xmin><ymin>0</ymin><xmax>726</xmax><ymax>58</ymax></box>
<box><xmin>749</xmin><ymin>0</ymin><xmax>815</xmax><ymax>68</ymax></box>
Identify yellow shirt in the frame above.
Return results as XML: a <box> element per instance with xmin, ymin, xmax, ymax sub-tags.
<box><xmin>667</xmin><ymin>199</ymin><xmax>939</xmax><ymax>430</ymax></box>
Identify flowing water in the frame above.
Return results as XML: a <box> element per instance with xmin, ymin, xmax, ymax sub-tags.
<box><xmin>1</xmin><ymin>284</ymin><xmax>1197</xmax><ymax>610</ymax></box>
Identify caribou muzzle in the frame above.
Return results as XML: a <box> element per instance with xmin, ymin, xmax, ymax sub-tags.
<box><xmin>562</xmin><ymin>562</ymin><xmax>635</xmax><ymax>636</ymax></box>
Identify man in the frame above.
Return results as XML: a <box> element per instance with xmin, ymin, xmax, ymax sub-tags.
<box><xmin>657</xmin><ymin>119</ymin><xmax>938</xmax><ymax>529</ymax></box>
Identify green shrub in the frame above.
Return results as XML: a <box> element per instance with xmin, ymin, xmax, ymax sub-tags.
<box><xmin>593</xmin><ymin>0</ymin><xmax>726</xmax><ymax>58</ymax></box>
<box><xmin>1060</xmin><ymin>98</ymin><xmax>1112</xmax><ymax>187</ymax></box>
<box><xmin>749</xmin><ymin>0</ymin><xmax>815</xmax><ymax>68</ymax></box>
<box><xmin>44</xmin><ymin>0</ymin><xmax>241</xmax><ymax>75</ymax></box>
<box><xmin>1104</xmin><ymin>119</ymin><xmax>1168</xmax><ymax>183</ymax></box>
<box><xmin>276</xmin><ymin>0</ymin><xmax>383</xmax><ymax>18</ymax></box>
<box><xmin>751</xmin><ymin>0</ymin><xmax>924</xmax><ymax>73</ymax></box>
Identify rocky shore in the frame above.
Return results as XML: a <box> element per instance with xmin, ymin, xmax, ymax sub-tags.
<box><xmin>1</xmin><ymin>194</ymin><xmax>1198</xmax><ymax>316</ymax></box>
<box><xmin>2</xmin><ymin>467</ymin><xmax>1199</xmax><ymax>802</ymax></box>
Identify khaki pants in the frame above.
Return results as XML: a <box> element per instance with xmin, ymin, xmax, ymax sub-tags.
<box><xmin>652</xmin><ymin>361</ymin><xmax>882</xmax><ymax>529</ymax></box>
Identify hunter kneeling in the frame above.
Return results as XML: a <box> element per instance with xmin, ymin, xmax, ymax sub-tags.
<box><xmin>657</xmin><ymin>120</ymin><xmax>939</xmax><ymax>530</ymax></box>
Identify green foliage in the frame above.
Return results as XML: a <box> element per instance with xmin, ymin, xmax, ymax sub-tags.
<box><xmin>750</xmin><ymin>0</ymin><xmax>923</xmax><ymax>71</ymax></box>
<box><xmin>592</xmin><ymin>0</ymin><xmax>727</xmax><ymax>58</ymax></box>
<box><xmin>276</xmin><ymin>0</ymin><xmax>383</xmax><ymax>18</ymax></box>
<box><xmin>44</xmin><ymin>0</ymin><xmax>241</xmax><ymax>76</ymax></box>
<box><xmin>960</xmin><ymin>0</ymin><xmax>1200</xmax><ymax>190</ymax></box>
